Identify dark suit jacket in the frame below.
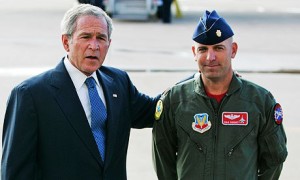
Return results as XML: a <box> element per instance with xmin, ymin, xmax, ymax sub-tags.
<box><xmin>1</xmin><ymin>59</ymin><xmax>159</xmax><ymax>180</ymax></box>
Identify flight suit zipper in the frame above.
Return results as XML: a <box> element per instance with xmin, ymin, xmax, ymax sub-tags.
<box><xmin>208</xmin><ymin>98</ymin><xmax>219</xmax><ymax>180</ymax></box>
<box><xmin>212</xmin><ymin>94</ymin><xmax>228</xmax><ymax>180</ymax></box>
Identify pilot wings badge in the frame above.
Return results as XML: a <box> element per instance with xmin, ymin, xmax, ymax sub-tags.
<box><xmin>192</xmin><ymin>113</ymin><xmax>211</xmax><ymax>133</ymax></box>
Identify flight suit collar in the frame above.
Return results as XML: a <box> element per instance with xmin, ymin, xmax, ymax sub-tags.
<box><xmin>194</xmin><ymin>72</ymin><xmax>242</xmax><ymax>96</ymax></box>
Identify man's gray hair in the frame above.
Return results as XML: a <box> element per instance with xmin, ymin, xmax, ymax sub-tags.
<box><xmin>61</xmin><ymin>4</ymin><xmax>113</xmax><ymax>39</ymax></box>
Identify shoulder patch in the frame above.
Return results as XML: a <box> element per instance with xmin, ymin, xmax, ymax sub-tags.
<box><xmin>274</xmin><ymin>103</ymin><xmax>283</xmax><ymax>125</ymax></box>
<box><xmin>154</xmin><ymin>87</ymin><xmax>171</xmax><ymax>120</ymax></box>
<box><xmin>154</xmin><ymin>99</ymin><xmax>164</xmax><ymax>120</ymax></box>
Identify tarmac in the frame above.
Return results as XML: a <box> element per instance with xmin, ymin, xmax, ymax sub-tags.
<box><xmin>0</xmin><ymin>0</ymin><xmax>300</xmax><ymax>179</ymax></box>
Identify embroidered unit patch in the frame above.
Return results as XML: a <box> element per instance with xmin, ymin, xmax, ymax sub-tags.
<box><xmin>192</xmin><ymin>113</ymin><xmax>211</xmax><ymax>133</ymax></box>
<box><xmin>274</xmin><ymin>103</ymin><xmax>283</xmax><ymax>125</ymax></box>
<box><xmin>155</xmin><ymin>100</ymin><xmax>163</xmax><ymax>120</ymax></box>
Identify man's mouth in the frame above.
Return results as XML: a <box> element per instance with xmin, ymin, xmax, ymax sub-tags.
<box><xmin>205</xmin><ymin>64</ymin><xmax>218</xmax><ymax>67</ymax></box>
<box><xmin>86</xmin><ymin>56</ymin><xmax>98</xmax><ymax>60</ymax></box>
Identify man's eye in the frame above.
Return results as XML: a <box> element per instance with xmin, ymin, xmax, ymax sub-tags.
<box><xmin>215</xmin><ymin>46</ymin><xmax>224</xmax><ymax>51</ymax></box>
<box><xmin>97</xmin><ymin>36</ymin><xmax>107</xmax><ymax>41</ymax></box>
<box><xmin>198</xmin><ymin>48</ymin><xmax>206</xmax><ymax>53</ymax></box>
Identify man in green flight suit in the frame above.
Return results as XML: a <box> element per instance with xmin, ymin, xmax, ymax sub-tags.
<box><xmin>152</xmin><ymin>10</ymin><xmax>288</xmax><ymax>180</ymax></box>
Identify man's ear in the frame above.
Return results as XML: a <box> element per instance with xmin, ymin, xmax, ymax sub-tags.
<box><xmin>231</xmin><ymin>42</ymin><xmax>238</xmax><ymax>58</ymax></box>
<box><xmin>62</xmin><ymin>34</ymin><xmax>70</xmax><ymax>52</ymax></box>
<box><xmin>192</xmin><ymin>46</ymin><xmax>197</xmax><ymax>61</ymax></box>
<box><xmin>192</xmin><ymin>46</ymin><xmax>196</xmax><ymax>56</ymax></box>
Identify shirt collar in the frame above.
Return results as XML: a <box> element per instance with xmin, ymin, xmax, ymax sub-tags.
<box><xmin>64</xmin><ymin>56</ymin><xmax>100</xmax><ymax>91</ymax></box>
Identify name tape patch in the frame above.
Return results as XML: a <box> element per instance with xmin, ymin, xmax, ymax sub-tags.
<box><xmin>222</xmin><ymin>112</ymin><xmax>248</xmax><ymax>125</ymax></box>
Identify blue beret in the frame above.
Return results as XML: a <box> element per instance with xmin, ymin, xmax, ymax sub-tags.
<box><xmin>192</xmin><ymin>10</ymin><xmax>234</xmax><ymax>45</ymax></box>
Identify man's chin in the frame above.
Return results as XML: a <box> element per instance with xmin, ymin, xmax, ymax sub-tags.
<box><xmin>81</xmin><ymin>67</ymin><xmax>100</xmax><ymax>76</ymax></box>
<box><xmin>202</xmin><ymin>72</ymin><xmax>221</xmax><ymax>80</ymax></box>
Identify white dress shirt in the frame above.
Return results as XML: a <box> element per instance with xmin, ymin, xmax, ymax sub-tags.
<box><xmin>64</xmin><ymin>56</ymin><xmax>107</xmax><ymax>126</ymax></box>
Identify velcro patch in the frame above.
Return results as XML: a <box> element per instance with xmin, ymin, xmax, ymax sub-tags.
<box><xmin>274</xmin><ymin>103</ymin><xmax>283</xmax><ymax>125</ymax></box>
<box><xmin>222</xmin><ymin>112</ymin><xmax>248</xmax><ymax>125</ymax></box>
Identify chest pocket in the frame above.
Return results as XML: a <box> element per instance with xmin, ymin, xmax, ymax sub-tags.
<box><xmin>225</xmin><ymin>125</ymin><xmax>256</xmax><ymax>155</ymax></box>
<box><xmin>224</xmin><ymin>125</ymin><xmax>258</xmax><ymax>179</ymax></box>
<box><xmin>176</xmin><ymin>111</ymin><xmax>210</xmax><ymax>153</ymax></box>
<box><xmin>176</xmin><ymin>112</ymin><xmax>209</xmax><ymax>179</ymax></box>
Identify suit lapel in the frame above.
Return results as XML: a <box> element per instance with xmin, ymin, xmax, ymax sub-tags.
<box><xmin>49</xmin><ymin>61</ymin><xmax>103</xmax><ymax>166</ymax></box>
<box><xmin>97</xmin><ymin>70</ymin><xmax>119</xmax><ymax>167</ymax></box>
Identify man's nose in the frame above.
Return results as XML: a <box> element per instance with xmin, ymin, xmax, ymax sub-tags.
<box><xmin>88</xmin><ymin>39</ymin><xmax>100</xmax><ymax>50</ymax></box>
<box><xmin>206</xmin><ymin>49</ymin><xmax>216</xmax><ymax>61</ymax></box>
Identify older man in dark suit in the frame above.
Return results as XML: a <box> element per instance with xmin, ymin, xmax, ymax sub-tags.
<box><xmin>1</xmin><ymin>4</ymin><xmax>158</xmax><ymax>180</ymax></box>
